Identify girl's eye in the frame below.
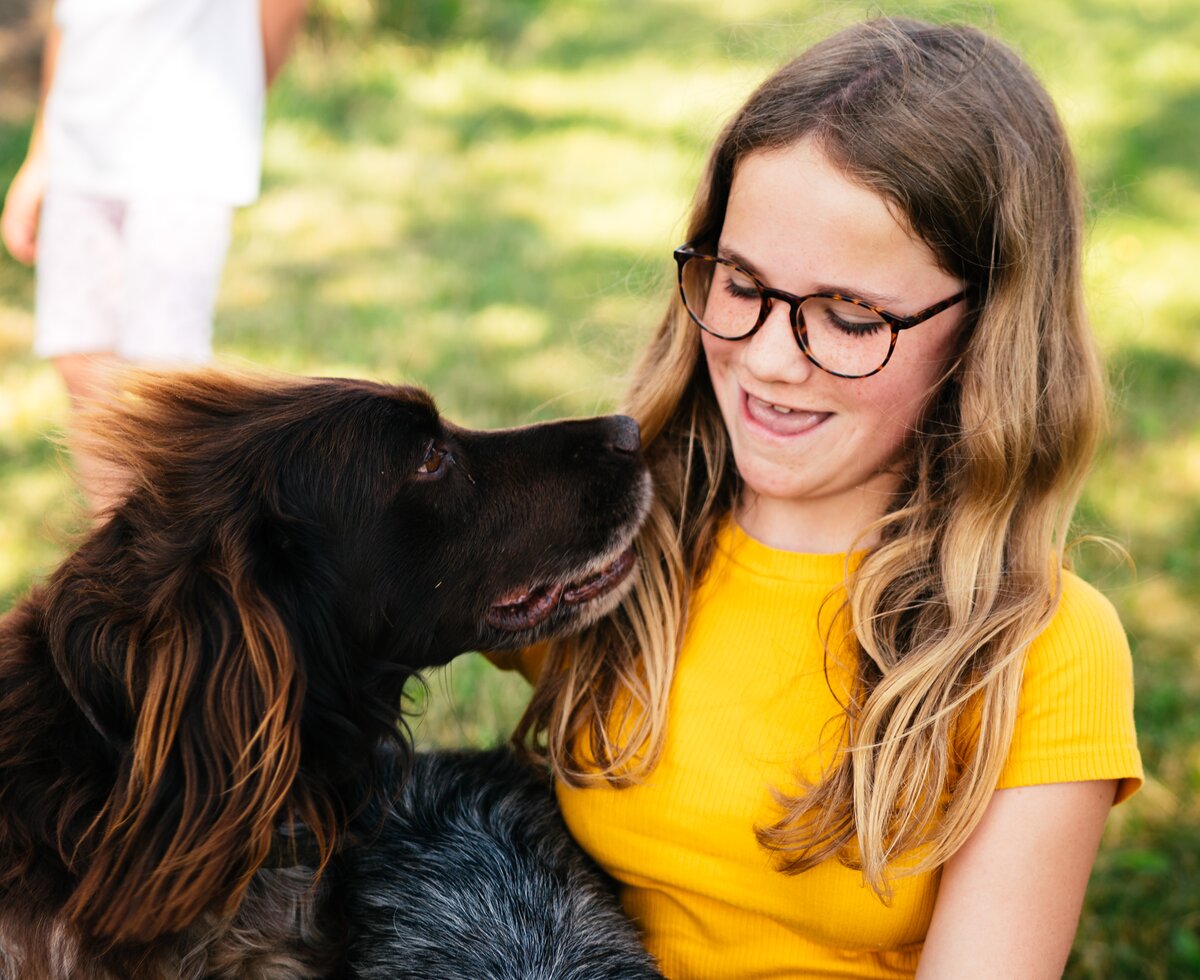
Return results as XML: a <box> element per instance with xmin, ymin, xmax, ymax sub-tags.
<box><xmin>416</xmin><ymin>443</ymin><xmax>447</xmax><ymax>477</ymax></box>
<box><xmin>827</xmin><ymin>311</ymin><xmax>887</xmax><ymax>336</ymax></box>
<box><xmin>722</xmin><ymin>278</ymin><xmax>761</xmax><ymax>301</ymax></box>
<box><xmin>720</xmin><ymin>267</ymin><xmax>761</xmax><ymax>301</ymax></box>
<box><xmin>811</xmin><ymin>298</ymin><xmax>887</xmax><ymax>336</ymax></box>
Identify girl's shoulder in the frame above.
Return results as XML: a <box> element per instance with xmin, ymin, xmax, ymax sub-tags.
<box><xmin>1033</xmin><ymin>568</ymin><xmax>1129</xmax><ymax>662</ymax></box>
<box><xmin>1002</xmin><ymin>568</ymin><xmax>1142</xmax><ymax>801</ymax></box>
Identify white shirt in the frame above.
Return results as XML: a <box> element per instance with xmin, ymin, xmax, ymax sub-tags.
<box><xmin>46</xmin><ymin>0</ymin><xmax>265</xmax><ymax>206</ymax></box>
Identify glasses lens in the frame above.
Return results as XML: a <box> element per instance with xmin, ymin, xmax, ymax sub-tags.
<box><xmin>799</xmin><ymin>296</ymin><xmax>892</xmax><ymax>377</ymax></box>
<box><xmin>681</xmin><ymin>256</ymin><xmax>761</xmax><ymax>339</ymax></box>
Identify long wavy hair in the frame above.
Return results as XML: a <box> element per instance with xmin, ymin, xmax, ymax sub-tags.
<box><xmin>515</xmin><ymin>17</ymin><xmax>1104</xmax><ymax>895</ymax></box>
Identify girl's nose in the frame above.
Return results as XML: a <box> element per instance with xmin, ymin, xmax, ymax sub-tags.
<box><xmin>742</xmin><ymin>301</ymin><xmax>814</xmax><ymax>384</ymax></box>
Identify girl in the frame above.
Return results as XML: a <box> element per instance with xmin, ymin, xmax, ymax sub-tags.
<box><xmin>500</xmin><ymin>16</ymin><xmax>1141</xmax><ymax>979</ymax></box>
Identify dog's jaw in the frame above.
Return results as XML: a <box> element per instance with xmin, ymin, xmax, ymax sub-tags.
<box><xmin>484</xmin><ymin>545</ymin><xmax>637</xmax><ymax>633</ymax></box>
<box><xmin>478</xmin><ymin>469</ymin><xmax>651</xmax><ymax>648</ymax></box>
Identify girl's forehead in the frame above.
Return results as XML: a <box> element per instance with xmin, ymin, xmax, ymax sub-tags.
<box><xmin>723</xmin><ymin>140</ymin><xmax>954</xmax><ymax>299</ymax></box>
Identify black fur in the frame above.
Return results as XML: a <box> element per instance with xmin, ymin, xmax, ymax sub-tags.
<box><xmin>344</xmin><ymin>748</ymin><xmax>662</xmax><ymax>979</ymax></box>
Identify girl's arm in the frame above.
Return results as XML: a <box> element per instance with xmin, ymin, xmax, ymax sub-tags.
<box><xmin>917</xmin><ymin>779</ymin><xmax>1116</xmax><ymax>979</ymax></box>
<box><xmin>260</xmin><ymin>0</ymin><xmax>310</xmax><ymax>86</ymax></box>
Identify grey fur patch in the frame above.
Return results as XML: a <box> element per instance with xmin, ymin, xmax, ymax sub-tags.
<box><xmin>343</xmin><ymin>748</ymin><xmax>663</xmax><ymax>979</ymax></box>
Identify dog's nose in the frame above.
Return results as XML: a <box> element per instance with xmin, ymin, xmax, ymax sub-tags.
<box><xmin>606</xmin><ymin>415</ymin><xmax>641</xmax><ymax>455</ymax></box>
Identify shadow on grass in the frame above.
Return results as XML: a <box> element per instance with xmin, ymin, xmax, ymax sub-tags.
<box><xmin>221</xmin><ymin>177</ymin><xmax>653</xmax><ymax>421</ymax></box>
<box><xmin>1070</xmin><ymin>341</ymin><xmax>1200</xmax><ymax>978</ymax></box>
<box><xmin>1073</xmin><ymin>815</ymin><xmax>1200</xmax><ymax>978</ymax></box>
<box><xmin>0</xmin><ymin>116</ymin><xmax>33</xmax><ymax>178</ymax></box>
<box><xmin>1090</xmin><ymin>82</ymin><xmax>1200</xmax><ymax>221</ymax></box>
<box><xmin>282</xmin><ymin>0</ymin><xmax>802</xmax><ymax>149</ymax></box>
<box><xmin>1102</xmin><ymin>341</ymin><xmax>1200</xmax><ymax>591</ymax></box>
<box><xmin>1060</xmin><ymin>0</ymin><xmax>1200</xmax><ymax>218</ymax></box>
<box><xmin>311</xmin><ymin>0</ymin><xmax>552</xmax><ymax>52</ymax></box>
<box><xmin>1108</xmin><ymin>339</ymin><xmax>1200</xmax><ymax>448</ymax></box>
<box><xmin>1083</xmin><ymin>342</ymin><xmax>1200</xmax><ymax>756</ymax></box>
<box><xmin>267</xmin><ymin>48</ymin><xmax>717</xmax><ymax>157</ymax></box>
<box><xmin>0</xmin><ymin>432</ymin><xmax>80</xmax><ymax>609</ymax></box>
<box><xmin>0</xmin><ymin>116</ymin><xmax>37</xmax><ymax>310</ymax></box>
<box><xmin>314</xmin><ymin>0</ymin><xmax>778</xmax><ymax>67</ymax></box>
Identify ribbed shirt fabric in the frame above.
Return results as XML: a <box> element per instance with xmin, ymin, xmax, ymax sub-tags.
<box><xmin>511</xmin><ymin>521</ymin><xmax>1142</xmax><ymax>978</ymax></box>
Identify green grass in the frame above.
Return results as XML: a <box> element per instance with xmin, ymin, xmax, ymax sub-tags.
<box><xmin>1</xmin><ymin>1</ymin><xmax>1197</xmax><ymax>974</ymax></box>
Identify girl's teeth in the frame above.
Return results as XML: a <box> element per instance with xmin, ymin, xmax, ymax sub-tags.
<box><xmin>771</xmin><ymin>404</ymin><xmax>792</xmax><ymax>414</ymax></box>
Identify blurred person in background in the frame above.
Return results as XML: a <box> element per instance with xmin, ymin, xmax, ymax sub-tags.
<box><xmin>1</xmin><ymin>0</ymin><xmax>309</xmax><ymax>513</ymax></box>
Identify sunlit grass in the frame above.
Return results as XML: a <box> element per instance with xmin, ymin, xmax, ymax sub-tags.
<box><xmin>0</xmin><ymin>359</ymin><xmax>75</xmax><ymax>603</ymax></box>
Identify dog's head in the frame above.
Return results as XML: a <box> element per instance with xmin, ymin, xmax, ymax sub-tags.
<box><xmin>30</xmin><ymin>369</ymin><xmax>649</xmax><ymax>947</ymax></box>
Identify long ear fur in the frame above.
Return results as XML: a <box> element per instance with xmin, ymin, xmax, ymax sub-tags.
<box><xmin>32</xmin><ymin>370</ymin><xmax>363</xmax><ymax>949</ymax></box>
<box><xmin>55</xmin><ymin>539</ymin><xmax>331</xmax><ymax>946</ymax></box>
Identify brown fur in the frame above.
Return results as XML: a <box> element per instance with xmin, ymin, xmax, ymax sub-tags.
<box><xmin>0</xmin><ymin>370</ymin><xmax>649</xmax><ymax>977</ymax></box>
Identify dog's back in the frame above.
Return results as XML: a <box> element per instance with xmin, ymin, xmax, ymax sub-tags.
<box><xmin>344</xmin><ymin>748</ymin><xmax>662</xmax><ymax>980</ymax></box>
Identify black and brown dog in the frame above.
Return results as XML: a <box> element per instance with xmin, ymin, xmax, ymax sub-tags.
<box><xmin>0</xmin><ymin>371</ymin><xmax>659</xmax><ymax>978</ymax></box>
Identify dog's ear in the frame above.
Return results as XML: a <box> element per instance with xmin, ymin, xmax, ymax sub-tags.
<box><xmin>57</xmin><ymin>541</ymin><xmax>334</xmax><ymax>946</ymax></box>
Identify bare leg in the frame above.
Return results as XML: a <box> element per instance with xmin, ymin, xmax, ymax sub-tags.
<box><xmin>54</xmin><ymin>352</ymin><xmax>124</xmax><ymax>516</ymax></box>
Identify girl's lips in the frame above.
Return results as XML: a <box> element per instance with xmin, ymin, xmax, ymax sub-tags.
<box><xmin>742</xmin><ymin>390</ymin><xmax>831</xmax><ymax>436</ymax></box>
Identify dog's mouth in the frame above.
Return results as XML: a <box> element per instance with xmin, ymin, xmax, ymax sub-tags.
<box><xmin>484</xmin><ymin>546</ymin><xmax>637</xmax><ymax>633</ymax></box>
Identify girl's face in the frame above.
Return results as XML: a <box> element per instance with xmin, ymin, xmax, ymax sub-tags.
<box><xmin>701</xmin><ymin>137</ymin><xmax>965</xmax><ymax>552</ymax></box>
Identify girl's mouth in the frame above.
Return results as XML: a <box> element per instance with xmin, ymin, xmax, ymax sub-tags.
<box><xmin>743</xmin><ymin>391</ymin><xmax>831</xmax><ymax>436</ymax></box>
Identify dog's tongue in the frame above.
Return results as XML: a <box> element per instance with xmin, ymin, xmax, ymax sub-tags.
<box><xmin>485</xmin><ymin>582</ymin><xmax>565</xmax><ymax>631</ymax></box>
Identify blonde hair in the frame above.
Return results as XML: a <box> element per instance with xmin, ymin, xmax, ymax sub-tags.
<box><xmin>515</xmin><ymin>18</ymin><xmax>1104</xmax><ymax>895</ymax></box>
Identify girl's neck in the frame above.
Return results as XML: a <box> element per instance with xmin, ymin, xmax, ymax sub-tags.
<box><xmin>735</xmin><ymin>487</ymin><xmax>891</xmax><ymax>554</ymax></box>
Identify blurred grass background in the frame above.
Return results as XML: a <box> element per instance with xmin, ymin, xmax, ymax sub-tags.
<box><xmin>1</xmin><ymin>0</ymin><xmax>1197</xmax><ymax>974</ymax></box>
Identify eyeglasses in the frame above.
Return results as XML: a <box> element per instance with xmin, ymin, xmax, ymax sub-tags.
<box><xmin>674</xmin><ymin>245</ymin><xmax>966</xmax><ymax>379</ymax></box>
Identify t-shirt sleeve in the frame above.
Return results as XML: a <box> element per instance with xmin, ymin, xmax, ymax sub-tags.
<box><xmin>997</xmin><ymin>572</ymin><xmax>1143</xmax><ymax>803</ymax></box>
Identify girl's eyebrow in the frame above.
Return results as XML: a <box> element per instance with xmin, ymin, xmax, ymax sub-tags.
<box><xmin>717</xmin><ymin>243</ymin><xmax>900</xmax><ymax>310</ymax></box>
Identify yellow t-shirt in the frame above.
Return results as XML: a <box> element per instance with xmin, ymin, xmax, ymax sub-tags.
<box><xmin>503</xmin><ymin>521</ymin><xmax>1142</xmax><ymax>979</ymax></box>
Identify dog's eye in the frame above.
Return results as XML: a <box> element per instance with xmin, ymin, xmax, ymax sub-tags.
<box><xmin>416</xmin><ymin>443</ymin><xmax>447</xmax><ymax>477</ymax></box>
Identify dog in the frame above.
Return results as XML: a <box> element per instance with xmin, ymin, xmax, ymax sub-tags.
<box><xmin>0</xmin><ymin>370</ymin><xmax>657</xmax><ymax>978</ymax></box>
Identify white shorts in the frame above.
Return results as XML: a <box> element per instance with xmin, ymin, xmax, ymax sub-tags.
<box><xmin>34</xmin><ymin>188</ymin><xmax>232</xmax><ymax>364</ymax></box>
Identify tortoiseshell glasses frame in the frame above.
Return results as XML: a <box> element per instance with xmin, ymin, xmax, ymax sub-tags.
<box><xmin>674</xmin><ymin>244</ymin><xmax>967</xmax><ymax>379</ymax></box>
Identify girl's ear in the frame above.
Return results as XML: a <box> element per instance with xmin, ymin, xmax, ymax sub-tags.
<box><xmin>62</xmin><ymin>558</ymin><xmax>308</xmax><ymax>946</ymax></box>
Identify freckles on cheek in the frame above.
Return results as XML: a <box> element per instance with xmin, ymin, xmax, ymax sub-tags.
<box><xmin>851</xmin><ymin>380</ymin><xmax>919</xmax><ymax>450</ymax></box>
<box><xmin>863</xmin><ymin>391</ymin><xmax>908</xmax><ymax>427</ymax></box>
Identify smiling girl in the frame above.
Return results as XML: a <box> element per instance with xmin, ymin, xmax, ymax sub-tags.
<box><xmin>500</xmin><ymin>17</ymin><xmax>1141</xmax><ymax>978</ymax></box>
